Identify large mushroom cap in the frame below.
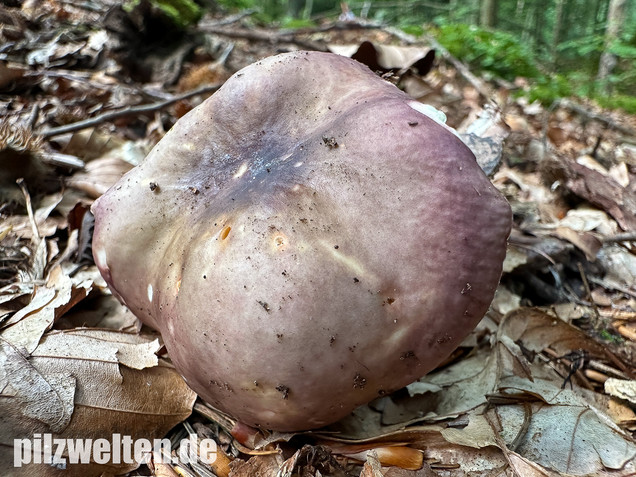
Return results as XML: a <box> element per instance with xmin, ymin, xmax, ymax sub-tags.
<box><xmin>92</xmin><ymin>51</ymin><xmax>512</xmax><ymax>431</ymax></box>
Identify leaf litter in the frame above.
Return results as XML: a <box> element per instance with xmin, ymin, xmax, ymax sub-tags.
<box><xmin>1</xmin><ymin>1</ymin><xmax>635</xmax><ymax>476</ymax></box>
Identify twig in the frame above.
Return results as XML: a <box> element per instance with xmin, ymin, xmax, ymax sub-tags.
<box><xmin>39</xmin><ymin>84</ymin><xmax>222</xmax><ymax>138</ymax></box>
<box><xmin>588</xmin><ymin>276</ymin><xmax>636</xmax><ymax>300</ymax></box>
<box><xmin>577</xmin><ymin>262</ymin><xmax>601</xmax><ymax>326</ymax></box>
<box><xmin>383</xmin><ymin>25</ymin><xmax>417</xmax><ymax>44</ymax></box>
<box><xmin>587</xmin><ymin>359</ymin><xmax>629</xmax><ymax>379</ymax></box>
<box><xmin>601</xmin><ymin>231</ymin><xmax>636</xmax><ymax>243</ymax></box>
<box><xmin>25</xmin><ymin>69</ymin><xmax>170</xmax><ymax>101</ymax></box>
<box><xmin>200</xmin><ymin>9</ymin><xmax>256</xmax><ymax>26</ymax></box>
<box><xmin>40</xmin><ymin>151</ymin><xmax>85</xmax><ymax>170</ymax></box>
<box><xmin>197</xmin><ymin>25</ymin><xmax>328</xmax><ymax>52</ymax></box>
<box><xmin>557</xmin><ymin>98</ymin><xmax>636</xmax><ymax>137</ymax></box>
<box><xmin>26</xmin><ymin>104</ymin><xmax>40</xmax><ymax>130</ymax></box>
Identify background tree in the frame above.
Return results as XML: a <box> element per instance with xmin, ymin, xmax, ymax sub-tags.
<box><xmin>215</xmin><ymin>0</ymin><xmax>636</xmax><ymax>112</ymax></box>
<box><xmin>480</xmin><ymin>0</ymin><xmax>497</xmax><ymax>27</ymax></box>
<box><xmin>597</xmin><ymin>0</ymin><xmax>628</xmax><ymax>92</ymax></box>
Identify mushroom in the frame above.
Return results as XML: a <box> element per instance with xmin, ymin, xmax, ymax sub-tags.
<box><xmin>92</xmin><ymin>51</ymin><xmax>512</xmax><ymax>431</ymax></box>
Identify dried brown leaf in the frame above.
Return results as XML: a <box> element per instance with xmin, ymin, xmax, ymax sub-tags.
<box><xmin>360</xmin><ymin>450</ymin><xmax>383</xmax><ymax>477</ymax></box>
<box><xmin>501</xmin><ymin>308</ymin><xmax>621</xmax><ymax>365</ymax></box>
<box><xmin>605</xmin><ymin>378</ymin><xmax>636</xmax><ymax>405</ymax></box>
<box><xmin>329</xmin><ymin>42</ymin><xmax>435</xmax><ymax>76</ymax></box>
<box><xmin>553</xmin><ymin>226</ymin><xmax>602</xmax><ymax>261</ymax></box>
<box><xmin>66</xmin><ymin>156</ymin><xmax>134</xmax><ymax>199</ymax></box>
<box><xmin>0</xmin><ymin>61</ymin><xmax>27</xmax><ymax>90</ymax></box>
<box><xmin>0</xmin><ymin>328</ymin><xmax>196</xmax><ymax>476</ymax></box>
<box><xmin>229</xmin><ymin>453</ymin><xmax>283</xmax><ymax>477</ymax></box>
<box><xmin>56</xmin><ymin>294</ymin><xmax>140</xmax><ymax>331</ymax></box>
<box><xmin>0</xmin><ymin>337</ymin><xmax>76</xmax><ymax>433</ymax></box>
<box><xmin>564</xmin><ymin>160</ymin><xmax>636</xmax><ymax>231</ymax></box>
<box><xmin>0</xmin><ymin>265</ymin><xmax>92</xmax><ymax>353</ymax></box>
<box><xmin>339</xmin><ymin>445</ymin><xmax>424</xmax><ymax>471</ymax></box>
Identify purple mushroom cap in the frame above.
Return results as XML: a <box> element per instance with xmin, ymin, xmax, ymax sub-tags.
<box><xmin>92</xmin><ymin>51</ymin><xmax>512</xmax><ymax>431</ymax></box>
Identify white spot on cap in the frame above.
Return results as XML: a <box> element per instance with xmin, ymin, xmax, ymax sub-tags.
<box><xmin>233</xmin><ymin>163</ymin><xmax>248</xmax><ymax>179</ymax></box>
<box><xmin>407</xmin><ymin>101</ymin><xmax>462</xmax><ymax>139</ymax></box>
<box><xmin>147</xmin><ymin>284</ymin><xmax>153</xmax><ymax>302</ymax></box>
<box><xmin>407</xmin><ymin>101</ymin><xmax>447</xmax><ymax>124</ymax></box>
<box><xmin>279</xmin><ymin>152</ymin><xmax>293</xmax><ymax>162</ymax></box>
<box><xmin>95</xmin><ymin>248</ymin><xmax>107</xmax><ymax>269</ymax></box>
<box><xmin>294</xmin><ymin>161</ymin><xmax>303</xmax><ymax>168</ymax></box>
<box><xmin>320</xmin><ymin>240</ymin><xmax>368</xmax><ymax>278</ymax></box>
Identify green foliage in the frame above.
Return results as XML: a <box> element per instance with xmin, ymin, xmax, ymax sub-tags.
<box><xmin>215</xmin><ymin>0</ymin><xmax>256</xmax><ymax>9</ymax></box>
<box><xmin>609</xmin><ymin>41</ymin><xmax>636</xmax><ymax>59</ymax></box>
<box><xmin>215</xmin><ymin>0</ymin><xmax>334</xmax><ymax>24</ymax></box>
<box><xmin>280</xmin><ymin>17</ymin><xmax>317</xmax><ymax>29</ymax></box>
<box><xmin>125</xmin><ymin>0</ymin><xmax>202</xmax><ymax>28</ymax></box>
<box><xmin>523</xmin><ymin>72</ymin><xmax>636</xmax><ymax>114</ymax></box>
<box><xmin>434</xmin><ymin>23</ymin><xmax>540</xmax><ymax>81</ymax></box>
<box><xmin>598</xmin><ymin>328</ymin><xmax>624</xmax><ymax>345</ymax></box>
<box><xmin>400</xmin><ymin>24</ymin><xmax>425</xmax><ymax>38</ymax></box>
<box><xmin>154</xmin><ymin>0</ymin><xmax>202</xmax><ymax>27</ymax></box>
<box><xmin>557</xmin><ymin>35</ymin><xmax>604</xmax><ymax>64</ymax></box>
<box><xmin>594</xmin><ymin>93</ymin><xmax>636</xmax><ymax>114</ymax></box>
<box><xmin>156</xmin><ymin>0</ymin><xmax>635</xmax><ymax>114</ymax></box>
<box><xmin>525</xmin><ymin>74</ymin><xmax>573</xmax><ymax>104</ymax></box>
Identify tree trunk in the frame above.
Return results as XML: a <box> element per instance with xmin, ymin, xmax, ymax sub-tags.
<box><xmin>521</xmin><ymin>0</ymin><xmax>534</xmax><ymax>46</ymax></box>
<box><xmin>551</xmin><ymin>0</ymin><xmax>565</xmax><ymax>66</ymax></box>
<box><xmin>287</xmin><ymin>0</ymin><xmax>304</xmax><ymax>18</ymax></box>
<box><xmin>301</xmin><ymin>0</ymin><xmax>313</xmax><ymax>19</ymax></box>
<box><xmin>480</xmin><ymin>0</ymin><xmax>497</xmax><ymax>28</ymax></box>
<box><xmin>533</xmin><ymin>0</ymin><xmax>547</xmax><ymax>51</ymax></box>
<box><xmin>597</xmin><ymin>0</ymin><xmax>627</xmax><ymax>92</ymax></box>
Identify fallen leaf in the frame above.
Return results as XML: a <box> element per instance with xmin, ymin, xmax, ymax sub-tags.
<box><xmin>32</xmin><ymin>328</ymin><xmax>160</xmax><ymax>370</ymax></box>
<box><xmin>66</xmin><ymin>156</ymin><xmax>134</xmax><ymax>199</ymax></box>
<box><xmin>55</xmin><ymin>294</ymin><xmax>140</xmax><ymax>331</ymax></box>
<box><xmin>0</xmin><ymin>328</ymin><xmax>196</xmax><ymax>476</ymax></box>
<box><xmin>605</xmin><ymin>379</ymin><xmax>636</xmax><ymax>405</ymax></box>
<box><xmin>0</xmin><ymin>266</ymin><xmax>91</xmax><ymax>354</ymax></box>
<box><xmin>0</xmin><ymin>61</ymin><xmax>27</xmax><ymax>90</ymax></box>
<box><xmin>557</xmin><ymin>207</ymin><xmax>617</xmax><ymax>235</ymax></box>
<box><xmin>0</xmin><ymin>337</ymin><xmax>76</xmax><ymax>433</ymax></box>
<box><xmin>458</xmin><ymin>103</ymin><xmax>510</xmax><ymax>176</ymax></box>
<box><xmin>360</xmin><ymin>451</ymin><xmax>383</xmax><ymax>476</ymax></box>
<box><xmin>553</xmin><ymin>226</ymin><xmax>601</xmax><ymax>261</ymax></box>
<box><xmin>564</xmin><ymin>160</ymin><xmax>636</xmax><ymax>231</ymax></box>
<box><xmin>228</xmin><ymin>453</ymin><xmax>283</xmax><ymax>477</ymax></box>
<box><xmin>502</xmin><ymin>308</ymin><xmax>625</xmax><ymax>368</ymax></box>
<box><xmin>597</xmin><ymin>244</ymin><xmax>636</xmax><ymax>289</ymax></box>
<box><xmin>329</xmin><ymin>42</ymin><xmax>435</xmax><ymax>76</ymax></box>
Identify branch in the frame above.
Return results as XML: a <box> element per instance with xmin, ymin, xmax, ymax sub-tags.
<box><xmin>197</xmin><ymin>25</ymin><xmax>328</xmax><ymax>52</ymax></box>
<box><xmin>39</xmin><ymin>84</ymin><xmax>222</xmax><ymax>138</ymax></box>
<box><xmin>556</xmin><ymin>98</ymin><xmax>636</xmax><ymax>137</ymax></box>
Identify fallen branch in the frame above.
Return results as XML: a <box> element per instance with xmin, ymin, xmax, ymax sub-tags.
<box><xmin>39</xmin><ymin>84</ymin><xmax>222</xmax><ymax>138</ymax></box>
<box><xmin>602</xmin><ymin>231</ymin><xmax>636</xmax><ymax>243</ymax></box>
<box><xmin>25</xmin><ymin>69</ymin><xmax>173</xmax><ymax>102</ymax></box>
<box><xmin>198</xmin><ymin>25</ymin><xmax>328</xmax><ymax>52</ymax></box>
<box><xmin>556</xmin><ymin>98</ymin><xmax>636</xmax><ymax>137</ymax></box>
<box><xmin>201</xmin><ymin>9</ymin><xmax>257</xmax><ymax>26</ymax></box>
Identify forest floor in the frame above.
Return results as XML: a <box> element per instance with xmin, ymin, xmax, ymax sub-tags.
<box><xmin>1</xmin><ymin>1</ymin><xmax>636</xmax><ymax>476</ymax></box>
